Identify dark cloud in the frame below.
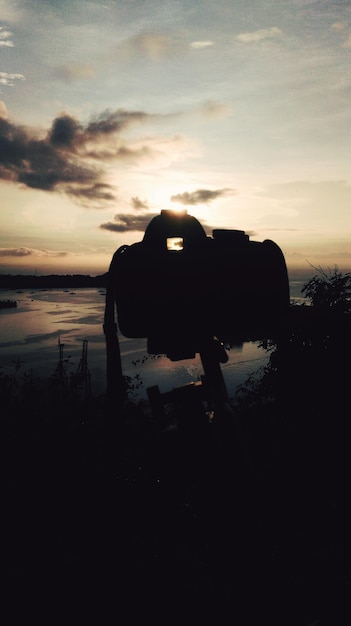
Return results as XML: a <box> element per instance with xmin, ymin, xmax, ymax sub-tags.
<box><xmin>100</xmin><ymin>212</ymin><xmax>158</xmax><ymax>233</ymax></box>
<box><xmin>66</xmin><ymin>182</ymin><xmax>117</xmax><ymax>206</ymax></box>
<box><xmin>48</xmin><ymin>109</ymin><xmax>147</xmax><ymax>152</ymax></box>
<box><xmin>171</xmin><ymin>188</ymin><xmax>235</xmax><ymax>205</ymax></box>
<box><xmin>0</xmin><ymin>108</ymin><xmax>155</xmax><ymax>207</ymax></box>
<box><xmin>131</xmin><ymin>196</ymin><xmax>149</xmax><ymax>210</ymax></box>
<box><xmin>0</xmin><ymin>107</ymin><xmax>236</xmax><ymax>212</ymax></box>
<box><xmin>0</xmin><ymin>114</ymin><xmax>104</xmax><ymax>200</ymax></box>
<box><xmin>49</xmin><ymin>114</ymin><xmax>81</xmax><ymax>147</ymax></box>
<box><xmin>99</xmin><ymin>210</ymin><xmax>221</xmax><ymax>236</ymax></box>
<box><xmin>85</xmin><ymin>109</ymin><xmax>147</xmax><ymax>136</ymax></box>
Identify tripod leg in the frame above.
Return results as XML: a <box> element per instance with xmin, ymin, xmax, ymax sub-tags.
<box><xmin>200</xmin><ymin>340</ymin><xmax>254</xmax><ymax>475</ymax></box>
<box><xmin>200</xmin><ymin>339</ymin><xmax>229</xmax><ymax>412</ymax></box>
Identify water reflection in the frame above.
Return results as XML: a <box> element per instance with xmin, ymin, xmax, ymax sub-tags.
<box><xmin>0</xmin><ymin>287</ymin><xmax>269</xmax><ymax>399</ymax></box>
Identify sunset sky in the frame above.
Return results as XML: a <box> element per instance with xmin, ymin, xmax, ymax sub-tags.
<box><xmin>1</xmin><ymin>0</ymin><xmax>351</xmax><ymax>276</ymax></box>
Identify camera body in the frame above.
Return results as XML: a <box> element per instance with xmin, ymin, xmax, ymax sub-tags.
<box><xmin>113</xmin><ymin>210</ymin><xmax>290</xmax><ymax>359</ymax></box>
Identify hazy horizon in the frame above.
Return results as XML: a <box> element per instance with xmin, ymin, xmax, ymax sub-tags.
<box><xmin>1</xmin><ymin>262</ymin><xmax>350</xmax><ymax>284</ymax></box>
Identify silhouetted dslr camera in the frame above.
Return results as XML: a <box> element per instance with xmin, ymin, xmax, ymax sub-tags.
<box><xmin>112</xmin><ymin>210</ymin><xmax>289</xmax><ymax>360</ymax></box>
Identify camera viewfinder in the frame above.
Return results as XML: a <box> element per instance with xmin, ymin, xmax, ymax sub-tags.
<box><xmin>167</xmin><ymin>237</ymin><xmax>184</xmax><ymax>251</ymax></box>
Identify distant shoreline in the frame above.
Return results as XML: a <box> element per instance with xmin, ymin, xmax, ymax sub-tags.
<box><xmin>0</xmin><ymin>273</ymin><xmax>108</xmax><ymax>290</ymax></box>
<box><xmin>0</xmin><ymin>267</ymin><xmax>315</xmax><ymax>290</ymax></box>
<box><xmin>1</xmin><ymin>267</ymin><xmax>342</xmax><ymax>294</ymax></box>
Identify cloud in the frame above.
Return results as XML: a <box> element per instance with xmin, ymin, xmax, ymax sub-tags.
<box><xmin>54</xmin><ymin>63</ymin><xmax>96</xmax><ymax>82</ymax></box>
<box><xmin>0</xmin><ymin>247</ymin><xmax>32</xmax><ymax>257</ymax></box>
<box><xmin>0</xmin><ymin>26</ymin><xmax>14</xmax><ymax>47</ymax></box>
<box><xmin>0</xmin><ymin>100</ymin><xmax>8</xmax><ymax>118</ymax></box>
<box><xmin>171</xmin><ymin>188</ymin><xmax>235</xmax><ymax>205</ymax></box>
<box><xmin>133</xmin><ymin>32</ymin><xmax>178</xmax><ymax>60</ymax></box>
<box><xmin>54</xmin><ymin>31</ymin><xmax>185</xmax><ymax>83</ymax></box>
<box><xmin>123</xmin><ymin>31</ymin><xmax>184</xmax><ymax>61</ymax></box>
<box><xmin>0</xmin><ymin>114</ymin><xmax>103</xmax><ymax>200</ymax></box>
<box><xmin>48</xmin><ymin>114</ymin><xmax>81</xmax><ymax>148</ymax></box>
<box><xmin>190</xmin><ymin>41</ymin><xmax>214</xmax><ymax>49</ymax></box>
<box><xmin>100</xmin><ymin>212</ymin><xmax>158</xmax><ymax>233</ymax></box>
<box><xmin>0</xmin><ymin>108</ymin><xmax>176</xmax><ymax>207</ymax></box>
<box><xmin>0</xmin><ymin>71</ymin><xmax>25</xmax><ymax>87</ymax></box>
<box><xmin>65</xmin><ymin>183</ymin><xmax>117</xmax><ymax>207</ymax></box>
<box><xmin>131</xmin><ymin>196</ymin><xmax>149</xmax><ymax>210</ymax></box>
<box><xmin>0</xmin><ymin>105</ymin><xmax>224</xmax><ymax>208</ymax></box>
<box><xmin>47</xmin><ymin>109</ymin><xmax>148</xmax><ymax>149</ymax></box>
<box><xmin>0</xmin><ymin>247</ymin><xmax>68</xmax><ymax>258</ymax></box>
<box><xmin>99</xmin><ymin>211</ymin><xmax>220</xmax><ymax>237</ymax></box>
<box><xmin>235</xmin><ymin>27</ymin><xmax>282</xmax><ymax>44</ymax></box>
<box><xmin>85</xmin><ymin>109</ymin><xmax>147</xmax><ymax>137</ymax></box>
<box><xmin>197</xmin><ymin>100</ymin><xmax>232</xmax><ymax>118</ymax></box>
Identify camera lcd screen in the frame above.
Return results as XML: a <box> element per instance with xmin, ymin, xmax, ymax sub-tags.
<box><xmin>167</xmin><ymin>237</ymin><xmax>184</xmax><ymax>251</ymax></box>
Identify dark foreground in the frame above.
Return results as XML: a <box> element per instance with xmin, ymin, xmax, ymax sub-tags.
<box><xmin>2</xmin><ymin>376</ymin><xmax>351</xmax><ymax>626</ymax></box>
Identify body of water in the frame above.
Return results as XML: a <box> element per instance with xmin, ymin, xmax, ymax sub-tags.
<box><xmin>0</xmin><ymin>283</ymin><xmax>306</xmax><ymax>401</ymax></box>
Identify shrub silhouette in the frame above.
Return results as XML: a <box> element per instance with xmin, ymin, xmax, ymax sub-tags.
<box><xmin>301</xmin><ymin>265</ymin><xmax>351</xmax><ymax>313</ymax></box>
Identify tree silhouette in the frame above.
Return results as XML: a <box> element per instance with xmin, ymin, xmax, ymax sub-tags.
<box><xmin>301</xmin><ymin>265</ymin><xmax>351</xmax><ymax>314</ymax></box>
